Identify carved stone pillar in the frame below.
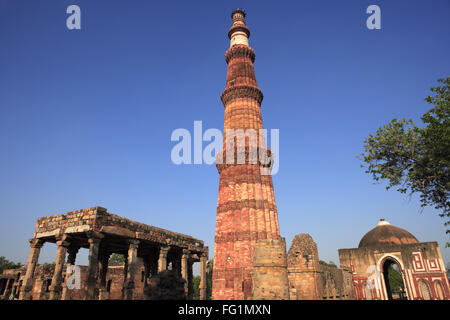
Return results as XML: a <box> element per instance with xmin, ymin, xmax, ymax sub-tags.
<box><xmin>20</xmin><ymin>238</ymin><xmax>44</xmax><ymax>300</ymax></box>
<box><xmin>98</xmin><ymin>250</ymin><xmax>110</xmax><ymax>300</ymax></box>
<box><xmin>158</xmin><ymin>246</ymin><xmax>170</xmax><ymax>272</ymax></box>
<box><xmin>4</xmin><ymin>278</ymin><xmax>11</xmax><ymax>297</ymax></box>
<box><xmin>123</xmin><ymin>239</ymin><xmax>139</xmax><ymax>300</ymax></box>
<box><xmin>85</xmin><ymin>232</ymin><xmax>104</xmax><ymax>300</ymax></box>
<box><xmin>181</xmin><ymin>249</ymin><xmax>189</xmax><ymax>297</ymax></box>
<box><xmin>61</xmin><ymin>245</ymin><xmax>79</xmax><ymax>300</ymax></box>
<box><xmin>49</xmin><ymin>238</ymin><xmax>70</xmax><ymax>300</ymax></box>
<box><xmin>199</xmin><ymin>255</ymin><xmax>207</xmax><ymax>300</ymax></box>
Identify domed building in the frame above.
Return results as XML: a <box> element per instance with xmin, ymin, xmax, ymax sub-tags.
<box><xmin>339</xmin><ymin>219</ymin><xmax>449</xmax><ymax>300</ymax></box>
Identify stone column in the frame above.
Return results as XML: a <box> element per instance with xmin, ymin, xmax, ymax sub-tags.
<box><xmin>85</xmin><ymin>232</ymin><xmax>104</xmax><ymax>300</ymax></box>
<box><xmin>13</xmin><ymin>282</ymin><xmax>19</xmax><ymax>298</ymax></box>
<box><xmin>49</xmin><ymin>238</ymin><xmax>70</xmax><ymax>300</ymax></box>
<box><xmin>181</xmin><ymin>249</ymin><xmax>189</xmax><ymax>297</ymax></box>
<box><xmin>4</xmin><ymin>278</ymin><xmax>11</xmax><ymax>297</ymax></box>
<box><xmin>61</xmin><ymin>245</ymin><xmax>79</xmax><ymax>300</ymax></box>
<box><xmin>98</xmin><ymin>250</ymin><xmax>110</xmax><ymax>300</ymax></box>
<box><xmin>158</xmin><ymin>246</ymin><xmax>170</xmax><ymax>272</ymax></box>
<box><xmin>199</xmin><ymin>255</ymin><xmax>207</xmax><ymax>300</ymax></box>
<box><xmin>187</xmin><ymin>259</ymin><xmax>194</xmax><ymax>300</ymax></box>
<box><xmin>20</xmin><ymin>238</ymin><xmax>44</xmax><ymax>300</ymax></box>
<box><xmin>123</xmin><ymin>239</ymin><xmax>139</xmax><ymax>300</ymax></box>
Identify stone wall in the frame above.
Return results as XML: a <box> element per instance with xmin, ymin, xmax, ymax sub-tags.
<box><xmin>317</xmin><ymin>264</ymin><xmax>353</xmax><ymax>300</ymax></box>
<box><xmin>34</xmin><ymin>207</ymin><xmax>204</xmax><ymax>251</ymax></box>
<box><xmin>287</xmin><ymin>234</ymin><xmax>353</xmax><ymax>300</ymax></box>
<box><xmin>1</xmin><ymin>259</ymin><xmax>183</xmax><ymax>300</ymax></box>
<box><xmin>287</xmin><ymin>234</ymin><xmax>320</xmax><ymax>299</ymax></box>
<box><xmin>251</xmin><ymin>238</ymin><xmax>290</xmax><ymax>300</ymax></box>
<box><xmin>145</xmin><ymin>270</ymin><xmax>186</xmax><ymax>300</ymax></box>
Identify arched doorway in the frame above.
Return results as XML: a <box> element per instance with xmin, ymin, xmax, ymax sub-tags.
<box><xmin>381</xmin><ymin>258</ymin><xmax>406</xmax><ymax>300</ymax></box>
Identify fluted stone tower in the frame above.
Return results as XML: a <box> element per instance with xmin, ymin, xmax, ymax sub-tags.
<box><xmin>212</xmin><ymin>9</ymin><xmax>282</xmax><ymax>300</ymax></box>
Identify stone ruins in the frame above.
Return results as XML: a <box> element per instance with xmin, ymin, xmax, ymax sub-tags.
<box><xmin>1</xmin><ymin>207</ymin><xmax>209</xmax><ymax>300</ymax></box>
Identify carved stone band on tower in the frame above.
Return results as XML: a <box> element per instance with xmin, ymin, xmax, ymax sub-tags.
<box><xmin>212</xmin><ymin>9</ymin><xmax>282</xmax><ymax>300</ymax></box>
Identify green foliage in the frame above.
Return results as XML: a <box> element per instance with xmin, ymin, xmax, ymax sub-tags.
<box><xmin>387</xmin><ymin>264</ymin><xmax>404</xmax><ymax>293</ymax></box>
<box><xmin>0</xmin><ymin>256</ymin><xmax>23</xmax><ymax>274</ymax></box>
<box><xmin>109</xmin><ymin>253</ymin><xmax>125</xmax><ymax>264</ymax></box>
<box><xmin>359</xmin><ymin>77</ymin><xmax>450</xmax><ymax>246</ymax></box>
<box><xmin>319</xmin><ymin>260</ymin><xmax>337</xmax><ymax>267</ymax></box>
<box><xmin>207</xmin><ymin>259</ymin><xmax>213</xmax><ymax>299</ymax></box>
<box><xmin>41</xmin><ymin>262</ymin><xmax>55</xmax><ymax>272</ymax></box>
<box><xmin>192</xmin><ymin>259</ymin><xmax>213</xmax><ymax>300</ymax></box>
<box><xmin>193</xmin><ymin>275</ymin><xmax>201</xmax><ymax>299</ymax></box>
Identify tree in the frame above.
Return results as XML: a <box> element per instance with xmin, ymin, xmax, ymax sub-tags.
<box><xmin>193</xmin><ymin>275</ymin><xmax>201</xmax><ymax>299</ymax></box>
<box><xmin>207</xmin><ymin>259</ymin><xmax>213</xmax><ymax>299</ymax></box>
<box><xmin>0</xmin><ymin>256</ymin><xmax>23</xmax><ymax>274</ymax></box>
<box><xmin>41</xmin><ymin>262</ymin><xmax>55</xmax><ymax>273</ymax></box>
<box><xmin>109</xmin><ymin>253</ymin><xmax>125</xmax><ymax>264</ymax></box>
<box><xmin>359</xmin><ymin>77</ymin><xmax>450</xmax><ymax>246</ymax></box>
<box><xmin>387</xmin><ymin>264</ymin><xmax>404</xmax><ymax>293</ymax></box>
<box><xmin>192</xmin><ymin>259</ymin><xmax>213</xmax><ymax>300</ymax></box>
<box><xmin>319</xmin><ymin>260</ymin><xmax>337</xmax><ymax>268</ymax></box>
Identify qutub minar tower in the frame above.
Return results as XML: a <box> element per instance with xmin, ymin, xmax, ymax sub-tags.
<box><xmin>212</xmin><ymin>9</ymin><xmax>284</xmax><ymax>300</ymax></box>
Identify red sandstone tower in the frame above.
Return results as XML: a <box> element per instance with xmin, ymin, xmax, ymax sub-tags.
<box><xmin>212</xmin><ymin>9</ymin><xmax>281</xmax><ymax>300</ymax></box>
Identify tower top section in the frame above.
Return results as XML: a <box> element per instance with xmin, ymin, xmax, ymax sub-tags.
<box><xmin>228</xmin><ymin>8</ymin><xmax>250</xmax><ymax>48</ymax></box>
<box><xmin>231</xmin><ymin>8</ymin><xmax>246</xmax><ymax>19</ymax></box>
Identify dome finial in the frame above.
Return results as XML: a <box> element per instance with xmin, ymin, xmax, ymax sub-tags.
<box><xmin>377</xmin><ymin>218</ymin><xmax>391</xmax><ymax>226</ymax></box>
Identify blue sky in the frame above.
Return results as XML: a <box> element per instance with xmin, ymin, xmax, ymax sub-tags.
<box><xmin>0</xmin><ymin>0</ymin><xmax>449</xmax><ymax>269</ymax></box>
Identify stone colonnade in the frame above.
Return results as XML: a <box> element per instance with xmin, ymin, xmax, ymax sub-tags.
<box><xmin>18</xmin><ymin>232</ymin><xmax>208</xmax><ymax>300</ymax></box>
<box><xmin>0</xmin><ymin>277</ymin><xmax>19</xmax><ymax>299</ymax></box>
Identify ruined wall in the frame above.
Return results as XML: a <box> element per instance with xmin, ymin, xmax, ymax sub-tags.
<box><xmin>2</xmin><ymin>259</ymin><xmax>163</xmax><ymax>300</ymax></box>
<box><xmin>34</xmin><ymin>207</ymin><xmax>101</xmax><ymax>239</ymax></box>
<box><xmin>317</xmin><ymin>264</ymin><xmax>353</xmax><ymax>300</ymax></box>
<box><xmin>287</xmin><ymin>234</ymin><xmax>320</xmax><ymax>299</ymax></box>
<box><xmin>34</xmin><ymin>207</ymin><xmax>204</xmax><ymax>251</ymax></box>
<box><xmin>251</xmin><ymin>238</ymin><xmax>289</xmax><ymax>300</ymax></box>
<box><xmin>287</xmin><ymin>234</ymin><xmax>353</xmax><ymax>300</ymax></box>
<box><xmin>145</xmin><ymin>270</ymin><xmax>186</xmax><ymax>300</ymax></box>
